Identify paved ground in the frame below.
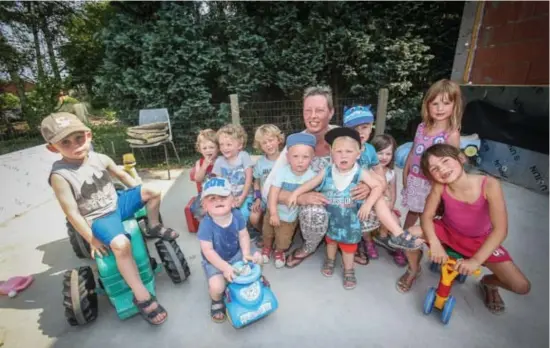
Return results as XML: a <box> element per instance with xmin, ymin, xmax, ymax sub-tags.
<box><xmin>0</xmin><ymin>167</ymin><xmax>548</xmax><ymax>348</ymax></box>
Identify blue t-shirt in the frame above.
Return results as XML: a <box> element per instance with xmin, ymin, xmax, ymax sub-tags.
<box><xmin>359</xmin><ymin>143</ymin><xmax>379</xmax><ymax>170</ymax></box>
<box><xmin>212</xmin><ymin>151</ymin><xmax>253</xmax><ymax>197</ymax></box>
<box><xmin>253</xmin><ymin>155</ymin><xmax>275</xmax><ymax>193</ymax></box>
<box><xmin>197</xmin><ymin>209</ymin><xmax>245</xmax><ymax>262</ymax></box>
<box><xmin>271</xmin><ymin>165</ymin><xmax>317</xmax><ymax>222</ymax></box>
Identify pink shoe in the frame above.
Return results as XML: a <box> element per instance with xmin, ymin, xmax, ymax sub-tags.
<box><xmin>365</xmin><ymin>241</ymin><xmax>379</xmax><ymax>260</ymax></box>
<box><xmin>393</xmin><ymin>249</ymin><xmax>407</xmax><ymax>267</ymax></box>
<box><xmin>0</xmin><ymin>275</ymin><xmax>33</xmax><ymax>297</ymax></box>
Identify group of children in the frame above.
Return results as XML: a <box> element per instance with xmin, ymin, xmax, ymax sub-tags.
<box><xmin>44</xmin><ymin>79</ymin><xmax>529</xmax><ymax>326</ymax></box>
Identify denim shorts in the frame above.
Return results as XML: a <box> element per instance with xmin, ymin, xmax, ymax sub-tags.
<box><xmin>91</xmin><ymin>185</ymin><xmax>145</xmax><ymax>246</ymax></box>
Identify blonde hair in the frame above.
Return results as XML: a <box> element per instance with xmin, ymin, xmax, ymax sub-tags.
<box><xmin>216</xmin><ymin>123</ymin><xmax>247</xmax><ymax>147</ymax></box>
<box><xmin>421</xmin><ymin>79</ymin><xmax>463</xmax><ymax>131</ymax></box>
<box><xmin>195</xmin><ymin>129</ymin><xmax>217</xmax><ymax>153</ymax></box>
<box><xmin>371</xmin><ymin>134</ymin><xmax>398</xmax><ymax>169</ymax></box>
<box><xmin>253</xmin><ymin>124</ymin><xmax>285</xmax><ymax>151</ymax></box>
<box><xmin>332</xmin><ymin>136</ymin><xmax>361</xmax><ymax>151</ymax></box>
<box><xmin>303</xmin><ymin>85</ymin><xmax>334</xmax><ymax>110</ymax></box>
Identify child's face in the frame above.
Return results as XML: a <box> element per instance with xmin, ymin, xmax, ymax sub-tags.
<box><xmin>287</xmin><ymin>144</ymin><xmax>314</xmax><ymax>174</ymax></box>
<box><xmin>218</xmin><ymin>134</ymin><xmax>242</xmax><ymax>159</ymax></box>
<box><xmin>202</xmin><ymin>194</ymin><xmax>233</xmax><ymax>216</ymax></box>
<box><xmin>428</xmin><ymin>93</ymin><xmax>454</xmax><ymax>122</ymax></box>
<box><xmin>259</xmin><ymin>135</ymin><xmax>280</xmax><ymax>157</ymax></box>
<box><xmin>47</xmin><ymin>131</ymin><xmax>92</xmax><ymax>161</ymax></box>
<box><xmin>427</xmin><ymin>155</ymin><xmax>463</xmax><ymax>184</ymax></box>
<box><xmin>199</xmin><ymin>140</ymin><xmax>218</xmax><ymax>160</ymax></box>
<box><xmin>354</xmin><ymin>124</ymin><xmax>373</xmax><ymax>144</ymax></box>
<box><xmin>331</xmin><ymin>138</ymin><xmax>360</xmax><ymax>171</ymax></box>
<box><xmin>377</xmin><ymin>145</ymin><xmax>394</xmax><ymax>168</ymax></box>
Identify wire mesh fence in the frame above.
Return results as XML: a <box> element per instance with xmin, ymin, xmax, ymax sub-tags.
<box><xmin>0</xmin><ymin>96</ymin><xmax>377</xmax><ymax>168</ymax></box>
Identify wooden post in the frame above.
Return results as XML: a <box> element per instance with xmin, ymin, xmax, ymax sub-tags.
<box><xmin>375</xmin><ymin>88</ymin><xmax>388</xmax><ymax>136</ymax></box>
<box><xmin>230</xmin><ymin>94</ymin><xmax>240</xmax><ymax>125</ymax></box>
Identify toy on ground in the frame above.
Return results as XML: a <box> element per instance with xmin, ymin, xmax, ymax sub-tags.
<box><xmin>0</xmin><ymin>276</ymin><xmax>34</xmax><ymax>297</ymax></box>
<box><xmin>423</xmin><ymin>248</ymin><xmax>481</xmax><ymax>325</ymax></box>
<box><xmin>184</xmin><ymin>196</ymin><xmax>200</xmax><ymax>233</ymax></box>
<box><xmin>62</xmin><ymin>212</ymin><xmax>191</xmax><ymax>326</ymax></box>
<box><xmin>224</xmin><ymin>261</ymin><xmax>278</xmax><ymax>329</ymax></box>
<box><xmin>395</xmin><ymin>134</ymin><xmax>481</xmax><ymax>169</ymax></box>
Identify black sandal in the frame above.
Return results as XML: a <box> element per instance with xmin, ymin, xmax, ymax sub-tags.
<box><xmin>147</xmin><ymin>224</ymin><xmax>179</xmax><ymax>241</ymax></box>
<box><xmin>211</xmin><ymin>299</ymin><xmax>226</xmax><ymax>323</ymax></box>
<box><xmin>388</xmin><ymin>230</ymin><xmax>423</xmax><ymax>251</ymax></box>
<box><xmin>133</xmin><ymin>295</ymin><xmax>168</xmax><ymax>325</ymax></box>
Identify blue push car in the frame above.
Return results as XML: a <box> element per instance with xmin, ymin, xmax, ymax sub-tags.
<box><xmin>224</xmin><ymin>261</ymin><xmax>278</xmax><ymax>328</ymax></box>
<box><xmin>395</xmin><ymin>133</ymin><xmax>481</xmax><ymax>169</ymax></box>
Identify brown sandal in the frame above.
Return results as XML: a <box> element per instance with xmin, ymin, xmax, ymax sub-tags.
<box><xmin>354</xmin><ymin>241</ymin><xmax>369</xmax><ymax>265</ymax></box>
<box><xmin>343</xmin><ymin>269</ymin><xmax>357</xmax><ymax>290</ymax></box>
<box><xmin>285</xmin><ymin>248</ymin><xmax>310</xmax><ymax>269</ymax></box>
<box><xmin>396</xmin><ymin>267</ymin><xmax>422</xmax><ymax>294</ymax></box>
<box><xmin>479</xmin><ymin>282</ymin><xmax>506</xmax><ymax>315</ymax></box>
<box><xmin>321</xmin><ymin>258</ymin><xmax>336</xmax><ymax>277</ymax></box>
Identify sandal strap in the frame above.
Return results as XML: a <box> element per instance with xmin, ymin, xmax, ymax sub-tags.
<box><xmin>134</xmin><ymin>296</ymin><xmax>156</xmax><ymax>309</ymax></box>
<box><xmin>145</xmin><ymin>304</ymin><xmax>166</xmax><ymax>319</ymax></box>
<box><xmin>149</xmin><ymin>225</ymin><xmax>177</xmax><ymax>238</ymax></box>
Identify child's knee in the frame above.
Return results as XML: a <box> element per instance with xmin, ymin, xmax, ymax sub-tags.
<box><xmin>110</xmin><ymin>236</ymin><xmax>131</xmax><ymax>256</ymax></box>
<box><xmin>141</xmin><ymin>184</ymin><xmax>161</xmax><ymax>200</ymax></box>
<box><xmin>208</xmin><ymin>275</ymin><xmax>226</xmax><ymax>296</ymax></box>
<box><xmin>512</xmin><ymin>278</ymin><xmax>531</xmax><ymax>295</ymax></box>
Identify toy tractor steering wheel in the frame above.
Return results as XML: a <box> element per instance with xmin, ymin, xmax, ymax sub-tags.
<box><xmin>231</xmin><ymin>261</ymin><xmax>261</xmax><ymax>285</ymax></box>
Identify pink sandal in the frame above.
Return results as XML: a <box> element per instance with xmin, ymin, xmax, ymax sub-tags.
<box><xmin>0</xmin><ymin>276</ymin><xmax>34</xmax><ymax>297</ymax></box>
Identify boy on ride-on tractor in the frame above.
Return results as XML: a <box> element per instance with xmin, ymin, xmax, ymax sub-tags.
<box><xmin>42</xmin><ymin>112</ymin><xmax>178</xmax><ymax>325</ymax></box>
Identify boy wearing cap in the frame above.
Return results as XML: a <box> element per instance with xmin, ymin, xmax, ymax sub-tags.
<box><xmin>198</xmin><ymin>177</ymin><xmax>262</xmax><ymax>323</ymax></box>
<box><xmin>263</xmin><ymin>133</ymin><xmax>317</xmax><ymax>268</ymax></box>
<box><xmin>42</xmin><ymin>112</ymin><xmax>176</xmax><ymax>325</ymax></box>
<box><xmin>343</xmin><ymin>105</ymin><xmax>382</xmax><ymax>174</ymax></box>
<box><xmin>288</xmin><ymin>128</ymin><xmax>423</xmax><ymax>289</ymax></box>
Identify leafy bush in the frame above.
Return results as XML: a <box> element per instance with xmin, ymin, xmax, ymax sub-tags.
<box><xmin>0</xmin><ymin>93</ymin><xmax>20</xmax><ymax>110</ymax></box>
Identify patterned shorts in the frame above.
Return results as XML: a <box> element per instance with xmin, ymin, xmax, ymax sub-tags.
<box><xmin>401</xmin><ymin>174</ymin><xmax>432</xmax><ymax>213</ymax></box>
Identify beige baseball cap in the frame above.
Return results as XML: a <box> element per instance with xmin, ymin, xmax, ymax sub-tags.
<box><xmin>40</xmin><ymin>112</ymin><xmax>91</xmax><ymax>144</ymax></box>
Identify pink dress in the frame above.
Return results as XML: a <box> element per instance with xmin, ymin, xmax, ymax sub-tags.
<box><xmin>433</xmin><ymin>177</ymin><xmax>511</xmax><ymax>263</ymax></box>
<box><xmin>402</xmin><ymin>122</ymin><xmax>449</xmax><ymax>213</ymax></box>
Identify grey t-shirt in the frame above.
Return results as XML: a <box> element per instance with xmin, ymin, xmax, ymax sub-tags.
<box><xmin>212</xmin><ymin>151</ymin><xmax>253</xmax><ymax>197</ymax></box>
<box><xmin>49</xmin><ymin>152</ymin><xmax>118</xmax><ymax>223</ymax></box>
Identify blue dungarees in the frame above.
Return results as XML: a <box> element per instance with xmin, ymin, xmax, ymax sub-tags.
<box><xmin>317</xmin><ymin>166</ymin><xmax>363</xmax><ymax>244</ymax></box>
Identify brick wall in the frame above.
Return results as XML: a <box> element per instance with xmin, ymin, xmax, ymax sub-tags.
<box><xmin>471</xmin><ymin>1</ymin><xmax>549</xmax><ymax>85</ymax></box>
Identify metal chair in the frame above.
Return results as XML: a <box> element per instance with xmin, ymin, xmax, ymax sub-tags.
<box><xmin>130</xmin><ymin>108</ymin><xmax>180</xmax><ymax>179</ymax></box>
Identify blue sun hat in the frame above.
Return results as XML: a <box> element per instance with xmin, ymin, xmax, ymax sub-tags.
<box><xmin>343</xmin><ymin>105</ymin><xmax>374</xmax><ymax>128</ymax></box>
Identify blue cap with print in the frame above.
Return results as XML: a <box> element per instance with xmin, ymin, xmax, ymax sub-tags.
<box><xmin>201</xmin><ymin>177</ymin><xmax>232</xmax><ymax>199</ymax></box>
<box><xmin>286</xmin><ymin>132</ymin><xmax>316</xmax><ymax>149</ymax></box>
<box><xmin>343</xmin><ymin>105</ymin><xmax>374</xmax><ymax>128</ymax></box>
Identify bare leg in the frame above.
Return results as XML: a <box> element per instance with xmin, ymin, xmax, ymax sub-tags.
<box><xmin>326</xmin><ymin>242</ymin><xmax>338</xmax><ymax>262</ymax></box>
<box><xmin>208</xmin><ymin>275</ymin><xmax>227</xmax><ymax>321</ymax></box>
<box><xmin>342</xmin><ymin>251</ymin><xmax>357</xmax><ymax>289</ymax></box>
<box><xmin>141</xmin><ymin>185</ymin><xmax>178</xmax><ymax>239</ymax></box>
<box><xmin>396</xmin><ymin>226</ymin><xmax>424</xmax><ymax>293</ymax></box>
<box><xmin>249</xmin><ymin>210</ymin><xmax>262</xmax><ymax>232</ymax></box>
<box><xmin>403</xmin><ymin>211</ymin><xmax>420</xmax><ymax>230</ymax></box>
<box><xmin>111</xmin><ymin>236</ymin><xmax>166</xmax><ymax>324</ymax></box>
<box><xmin>342</xmin><ymin>251</ymin><xmax>354</xmax><ymax>270</ymax></box>
<box><xmin>479</xmin><ymin>261</ymin><xmax>530</xmax><ymax>314</ymax></box>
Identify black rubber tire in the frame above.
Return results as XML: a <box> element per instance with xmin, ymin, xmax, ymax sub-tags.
<box><xmin>155</xmin><ymin>239</ymin><xmax>191</xmax><ymax>284</ymax></box>
<box><xmin>62</xmin><ymin>266</ymin><xmax>99</xmax><ymax>326</ymax></box>
<box><xmin>66</xmin><ymin>220</ymin><xmax>91</xmax><ymax>259</ymax></box>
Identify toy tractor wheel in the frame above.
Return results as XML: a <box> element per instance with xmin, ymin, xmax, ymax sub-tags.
<box><xmin>62</xmin><ymin>266</ymin><xmax>98</xmax><ymax>326</ymax></box>
<box><xmin>423</xmin><ymin>287</ymin><xmax>437</xmax><ymax>315</ymax></box>
<box><xmin>441</xmin><ymin>295</ymin><xmax>456</xmax><ymax>325</ymax></box>
<box><xmin>155</xmin><ymin>239</ymin><xmax>191</xmax><ymax>284</ymax></box>
<box><xmin>67</xmin><ymin>220</ymin><xmax>91</xmax><ymax>259</ymax></box>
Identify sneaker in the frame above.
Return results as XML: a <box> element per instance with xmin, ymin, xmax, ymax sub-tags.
<box><xmin>365</xmin><ymin>241</ymin><xmax>379</xmax><ymax>260</ymax></box>
<box><xmin>393</xmin><ymin>249</ymin><xmax>407</xmax><ymax>267</ymax></box>
<box><xmin>261</xmin><ymin>247</ymin><xmax>272</xmax><ymax>264</ymax></box>
<box><xmin>273</xmin><ymin>250</ymin><xmax>286</xmax><ymax>269</ymax></box>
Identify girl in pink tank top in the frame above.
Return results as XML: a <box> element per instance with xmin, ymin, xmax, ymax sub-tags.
<box><xmin>401</xmin><ymin>79</ymin><xmax>463</xmax><ymax>231</ymax></box>
<box><xmin>396</xmin><ymin>144</ymin><xmax>530</xmax><ymax>316</ymax></box>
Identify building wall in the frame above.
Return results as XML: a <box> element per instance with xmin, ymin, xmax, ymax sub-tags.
<box><xmin>0</xmin><ymin>81</ymin><xmax>36</xmax><ymax>94</ymax></box>
<box><xmin>471</xmin><ymin>1</ymin><xmax>549</xmax><ymax>85</ymax></box>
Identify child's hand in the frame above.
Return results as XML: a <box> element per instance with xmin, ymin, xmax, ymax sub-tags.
<box><xmin>429</xmin><ymin>242</ymin><xmax>448</xmax><ymax>265</ymax></box>
<box><xmin>357</xmin><ymin>205</ymin><xmax>371</xmax><ymax>221</ymax></box>
<box><xmin>222</xmin><ymin>264</ymin><xmax>236</xmax><ymax>282</ymax></box>
<box><xmin>455</xmin><ymin>258</ymin><xmax>481</xmax><ymax>276</ymax></box>
<box><xmin>269</xmin><ymin>213</ymin><xmax>280</xmax><ymax>227</ymax></box>
<box><xmin>287</xmin><ymin>193</ymin><xmax>299</xmax><ymax>208</ymax></box>
<box><xmin>243</xmin><ymin>251</ymin><xmax>262</xmax><ymax>265</ymax></box>
<box><xmin>90</xmin><ymin>237</ymin><xmax>108</xmax><ymax>259</ymax></box>
<box><xmin>251</xmin><ymin>199</ymin><xmax>261</xmax><ymax>213</ymax></box>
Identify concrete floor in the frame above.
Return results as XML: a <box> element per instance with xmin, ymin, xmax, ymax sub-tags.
<box><xmin>0</xmin><ymin>168</ymin><xmax>548</xmax><ymax>348</ymax></box>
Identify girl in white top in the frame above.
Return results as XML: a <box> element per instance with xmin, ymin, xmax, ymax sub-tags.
<box><xmin>367</xmin><ymin>135</ymin><xmax>407</xmax><ymax>267</ymax></box>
